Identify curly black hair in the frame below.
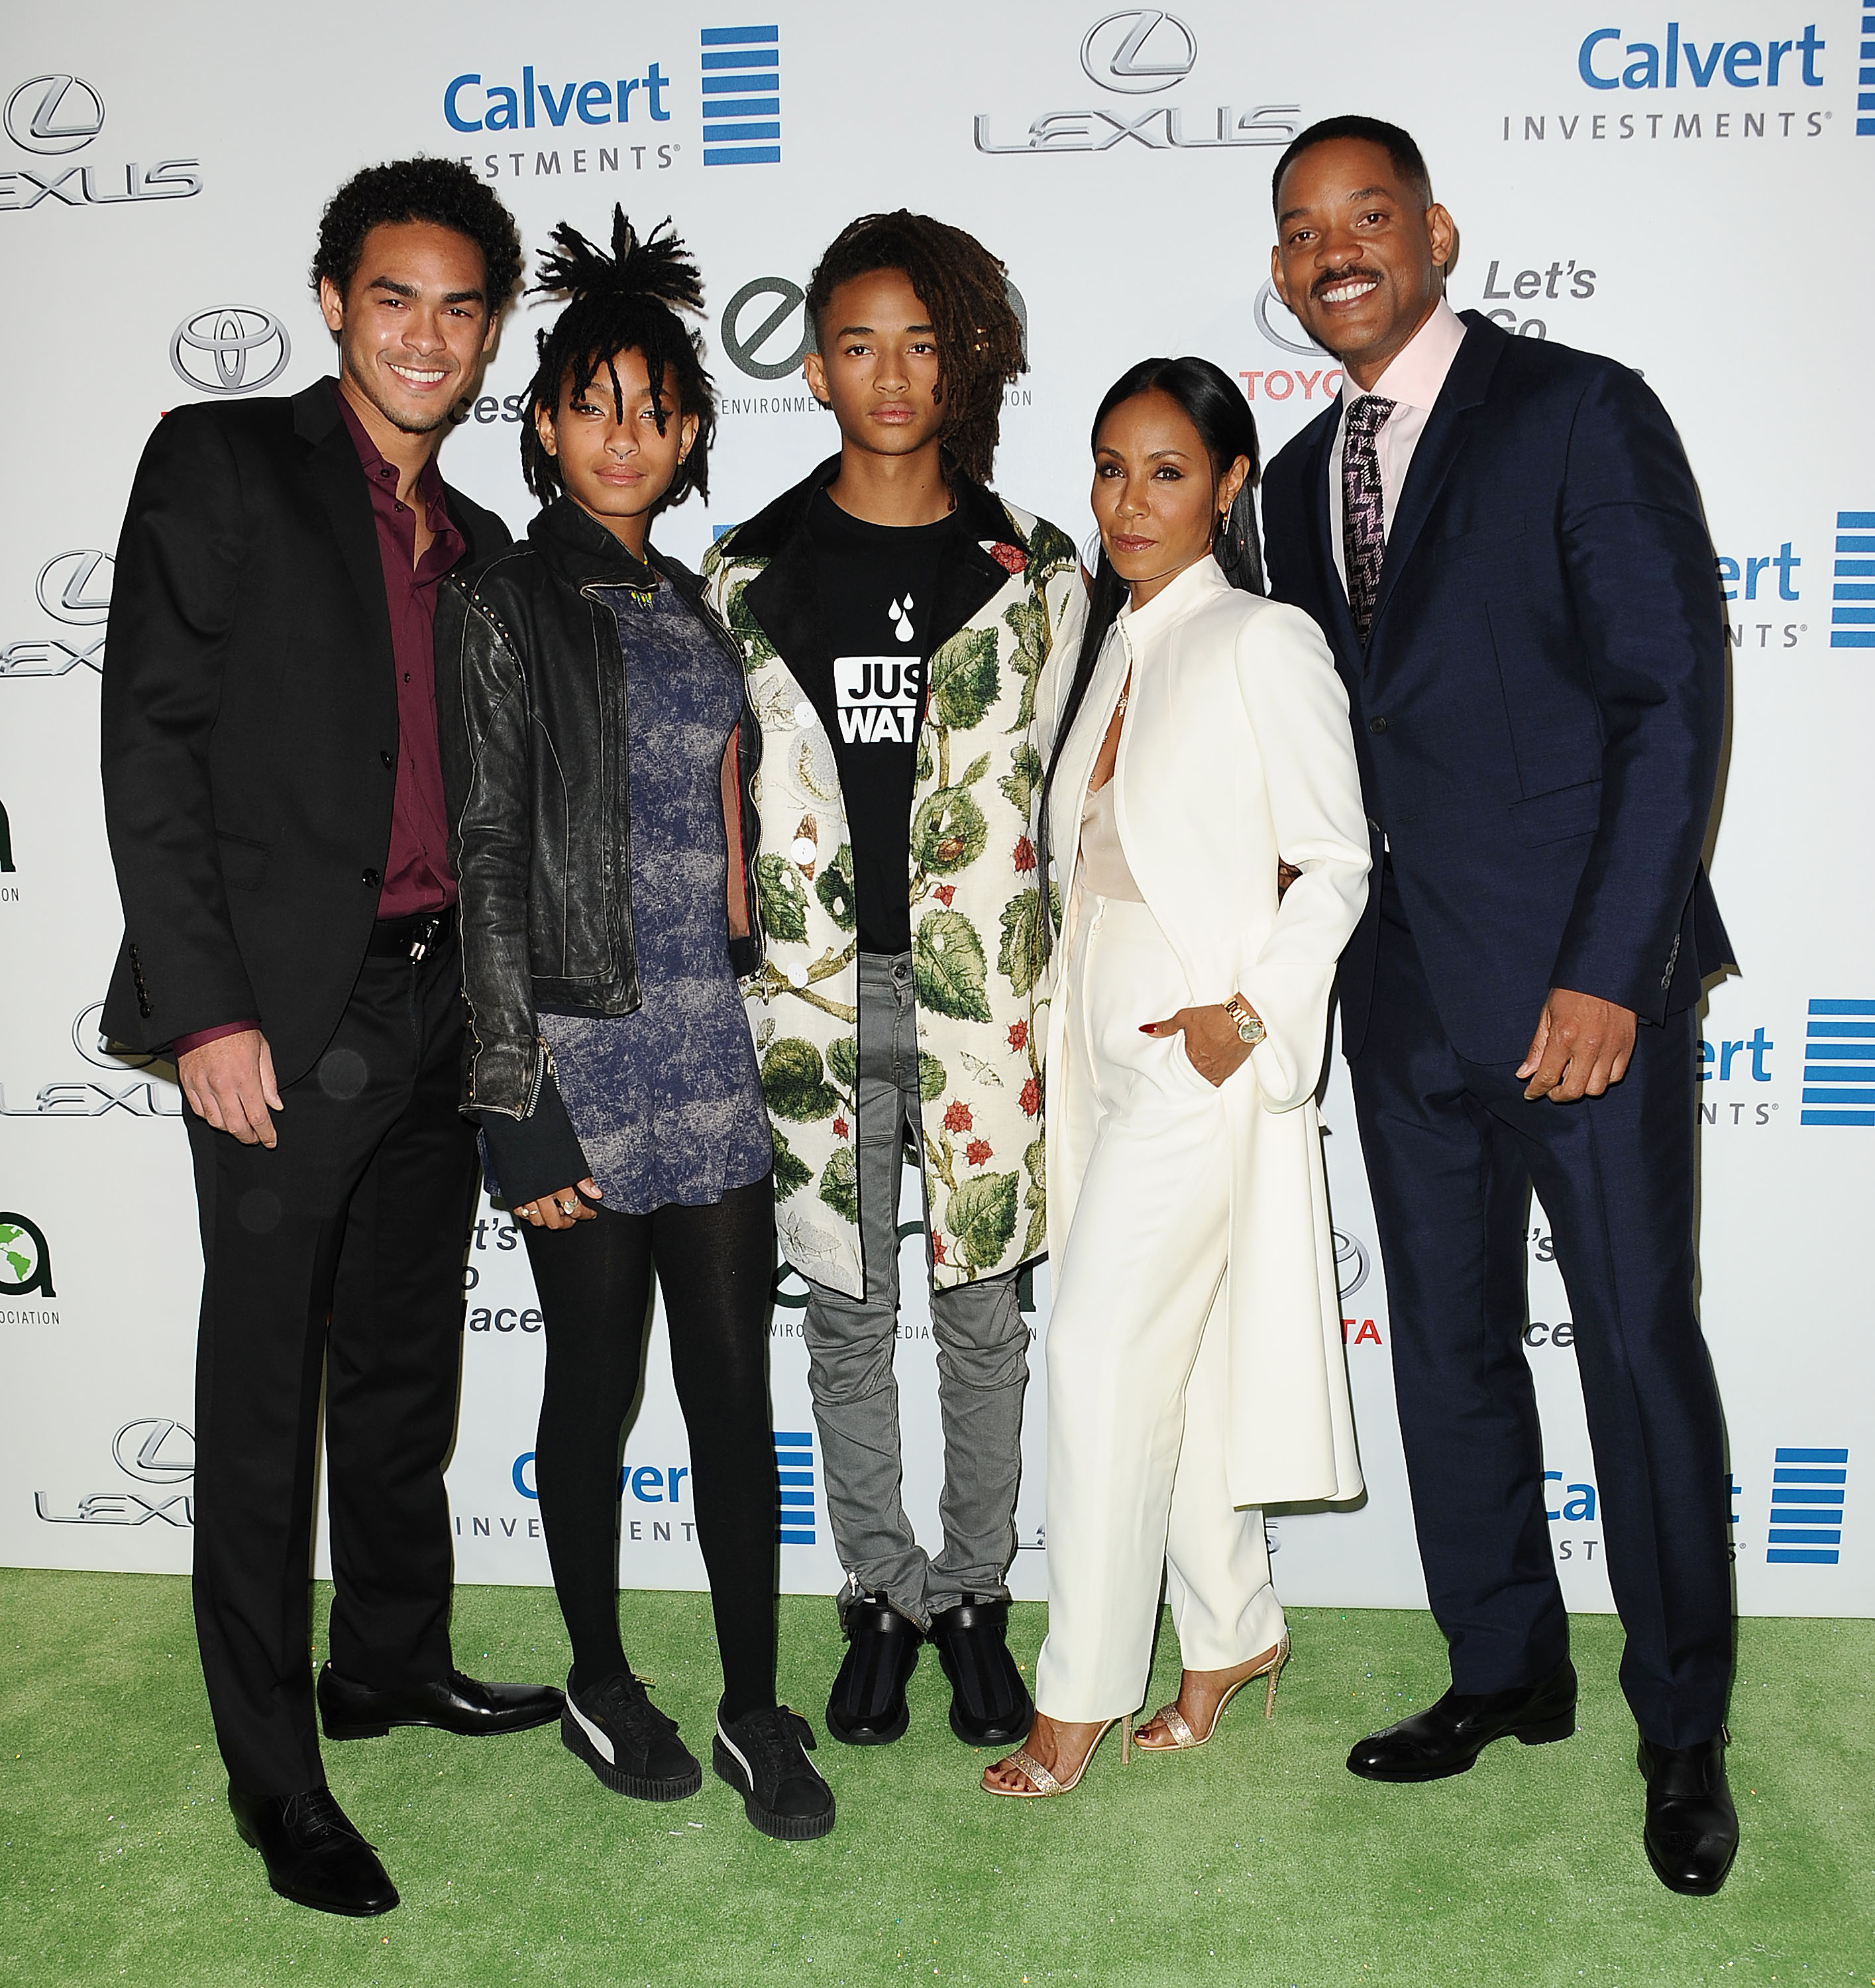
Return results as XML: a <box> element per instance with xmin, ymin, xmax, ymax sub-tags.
<box><xmin>311</xmin><ymin>157</ymin><xmax>524</xmax><ymax>317</ymax></box>
<box><xmin>804</xmin><ymin>211</ymin><xmax>1025</xmax><ymax>488</ymax></box>
<box><xmin>519</xmin><ymin>207</ymin><xmax>716</xmax><ymax>510</ymax></box>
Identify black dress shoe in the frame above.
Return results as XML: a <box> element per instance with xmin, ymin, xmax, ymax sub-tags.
<box><xmin>928</xmin><ymin>1595</ymin><xmax>1033</xmax><ymax>1746</ymax></box>
<box><xmin>714</xmin><ymin>1705</ymin><xmax>836</xmax><ymax>1840</ymax></box>
<box><xmin>1639</xmin><ymin>1731</ymin><xmax>1739</xmax><ymax>1895</ymax></box>
<box><xmin>561</xmin><ymin>1669</ymin><xmax>702</xmax><ymax>1800</ymax></box>
<box><xmin>317</xmin><ymin>1661</ymin><xmax>562</xmax><ymax>1740</ymax></box>
<box><xmin>1346</xmin><ymin>1658</ymin><xmax>1578</xmax><ymax>1782</ymax></box>
<box><xmin>826</xmin><ymin>1594</ymin><xmax>920</xmax><ymax>1745</ymax></box>
<box><xmin>228</xmin><ymin>1785</ymin><xmax>398</xmax><ymax>1918</ymax></box>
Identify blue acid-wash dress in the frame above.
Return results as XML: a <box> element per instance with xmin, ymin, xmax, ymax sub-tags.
<box><xmin>538</xmin><ymin>580</ymin><xmax>771</xmax><ymax>1215</ymax></box>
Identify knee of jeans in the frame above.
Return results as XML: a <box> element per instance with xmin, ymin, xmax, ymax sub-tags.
<box><xmin>931</xmin><ymin>1298</ymin><xmax>1030</xmax><ymax>1382</ymax></box>
<box><xmin>802</xmin><ymin>1331</ymin><xmax>898</xmax><ymax>1404</ymax></box>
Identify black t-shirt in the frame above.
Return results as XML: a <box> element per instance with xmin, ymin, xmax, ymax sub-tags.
<box><xmin>801</xmin><ymin>490</ymin><xmax>960</xmax><ymax>954</ymax></box>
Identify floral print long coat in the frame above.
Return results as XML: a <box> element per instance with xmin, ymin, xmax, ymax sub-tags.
<box><xmin>702</xmin><ymin>469</ymin><xmax>1079</xmax><ymax>1298</ymax></box>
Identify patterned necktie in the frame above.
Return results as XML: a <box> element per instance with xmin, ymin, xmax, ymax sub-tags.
<box><xmin>1340</xmin><ymin>394</ymin><xmax>1397</xmax><ymax>646</ymax></box>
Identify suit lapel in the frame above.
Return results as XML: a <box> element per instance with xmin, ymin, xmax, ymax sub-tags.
<box><xmin>1367</xmin><ymin>314</ymin><xmax>1509</xmax><ymax>641</ymax></box>
<box><xmin>743</xmin><ymin>536</ymin><xmax>833</xmax><ymax>696</ymax></box>
<box><xmin>1301</xmin><ymin>408</ymin><xmax>1364</xmax><ymax>663</ymax></box>
<box><xmin>1045</xmin><ymin>618</ymin><xmax>1130</xmax><ymax>909</ymax></box>
<box><xmin>294</xmin><ymin>384</ymin><xmax>396</xmax><ymax>688</ymax></box>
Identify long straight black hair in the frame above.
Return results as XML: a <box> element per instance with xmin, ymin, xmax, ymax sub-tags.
<box><xmin>1037</xmin><ymin>357</ymin><xmax>1265</xmax><ymax>943</ymax></box>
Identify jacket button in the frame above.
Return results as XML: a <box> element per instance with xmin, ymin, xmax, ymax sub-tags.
<box><xmin>380</xmin><ymin>750</ymin><xmax>395</xmax><ymax>769</ymax></box>
<box><xmin>1368</xmin><ymin>716</ymin><xmax>1389</xmax><ymax>734</ymax></box>
<box><xmin>362</xmin><ymin>868</ymin><xmax>381</xmax><ymax>889</ymax></box>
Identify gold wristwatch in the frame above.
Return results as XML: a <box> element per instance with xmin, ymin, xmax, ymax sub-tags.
<box><xmin>1225</xmin><ymin>995</ymin><xmax>1266</xmax><ymax>1048</ymax></box>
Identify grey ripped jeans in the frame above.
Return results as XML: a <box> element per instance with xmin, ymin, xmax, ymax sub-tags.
<box><xmin>801</xmin><ymin>950</ymin><xmax>1029</xmax><ymax>1629</ymax></box>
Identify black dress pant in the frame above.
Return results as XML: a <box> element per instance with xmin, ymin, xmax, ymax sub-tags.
<box><xmin>186</xmin><ymin>929</ymin><xmax>479</xmax><ymax>1799</ymax></box>
<box><xmin>1349</xmin><ymin>865</ymin><xmax>1733</xmax><ymax>1747</ymax></box>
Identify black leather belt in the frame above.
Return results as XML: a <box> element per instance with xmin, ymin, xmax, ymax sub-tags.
<box><xmin>368</xmin><ymin>907</ymin><xmax>453</xmax><ymax>962</ymax></box>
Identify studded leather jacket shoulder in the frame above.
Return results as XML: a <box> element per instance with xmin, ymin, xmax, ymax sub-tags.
<box><xmin>436</xmin><ymin>496</ymin><xmax>763</xmax><ymax>1123</ymax></box>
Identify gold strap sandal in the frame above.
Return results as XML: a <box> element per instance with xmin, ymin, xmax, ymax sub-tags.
<box><xmin>981</xmin><ymin>1715</ymin><xmax>1130</xmax><ymax>1797</ymax></box>
<box><xmin>1134</xmin><ymin>1635</ymin><xmax>1291</xmax><ymax>1753</ymax></box>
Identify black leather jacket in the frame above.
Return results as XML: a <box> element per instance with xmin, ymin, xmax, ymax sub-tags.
<box><xmin>436</xmin><ymin>496</ymin><xmax>763</xmax><ymax>1151</ymax></box>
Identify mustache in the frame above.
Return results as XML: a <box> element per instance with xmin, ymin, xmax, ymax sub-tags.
<box><xmin>1311</xmin><ymin>264</ymin><xmax>1380</xmax><ymax>297</ymax></box>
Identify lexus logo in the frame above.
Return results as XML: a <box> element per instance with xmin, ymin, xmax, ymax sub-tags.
<box><xmin>4</xmin><ymin>74</ymin><xmax>106</xmax><ymax>154</ymax></box>
<box><xmin>1079</xmin><ymin>10</ymin><xmax>1199</xmax><ymax>94</ymax></box>
<box><xmin>722</xmin><ymin>276</ymin><xmax>809</xmax><ymax>381</ymax></box>
<box><xmin>1254</xmin><ymin>280</ymin><xmax>1330</xmax><ymax>358</ymax></box>
<box><xmin>113</xmin><ymin>1419</ymin><xmax>195</xmax><ymax>1484</ymax></box>
<box><xmin>1333</xmin><ymin>1229</ymin><xmax>1369</xmax><ymax>1301</ymax></box>
<box><xmin>170</xmin><ymin>307</ymin><xmax>291</xmax><ymax>396</ymax></box>
<box><xmin>35</xmin><ymin>549</ymin><xmax>113</xmax><ymax>626</ymax></box>
<box><xmin>73</xmin><ymin>1001</ymin><xmax>160</xmax><ymax>1072</ymax></box>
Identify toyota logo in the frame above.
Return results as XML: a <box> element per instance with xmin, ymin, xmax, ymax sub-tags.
<box><xmin>1333</xmin><ymin>1229</ymin><xmax>1369</xmax><ymax>1300</ymax></box>
<box><xmin>170</xmin><ymin>307</ymin><xmax>292</xmax><ymax>396</ymax></box>
<box><xmin>113</xmin><ymin>1419</ymin><xmax>195</xmax><ymax>1484</ymax></box>
<box><xmin>73</xmin><ymin>1000</ymin><xmax>160</xmax><ymax>1072</ymax></box>
<box><xmin>722</xmin><ymin>276</ymin><xmax>809</xmax><ymax>382</ymax></box>
<box><xmin>1254</xmin><ymin>280</ymin><xmax>1330</xmax><ymax>359</ymax></box>
<box><xmin>1079</xmin><ymin>10</ymin><xmax>1198</xmax><ymax>94</ymax></box>
<box><xmin>35</xmin><ymin>549</ymin><xmax>113</xmax><ymax>626</ymax></box>
<box><xmin>5</xmin><ymin>74</ymin><xmax>105</xmax><ymax>154</ymax></box>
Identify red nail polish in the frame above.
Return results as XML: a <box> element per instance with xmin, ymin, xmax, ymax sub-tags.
<box><xmin>1139</xmin><ymin>1024</ymin><xmax>1155</xmax><ymax>1033</ymax></box>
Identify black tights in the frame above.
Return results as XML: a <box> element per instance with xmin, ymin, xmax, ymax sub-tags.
<box><xmin>522</xmin><ymin>1176</ymin><xmax>778</xmax><ymax>1724</ymax></box>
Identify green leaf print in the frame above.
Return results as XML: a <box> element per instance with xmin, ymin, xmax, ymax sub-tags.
<box><xmin>916</xmin><ymin>730</ymin><xmax>934</xmax><ymax>787</ymax></box>
<box><xmin>928</xmin><ymin>626</ymin><xmax>1001</xmax><ymax>732</ymax></box>
<box><xmin>918</xmin><ymin>1050</ymin><xmax>947</xmax><ymax>1103</ymax></box>
<box><xmin>771</xmin><ymin>1126</ymin><xmax>813</xmax><ymax>1202</ymax></box>
<box><xmin>996</xmin><ymin>888</ymin><xmax>1047</xmax><ymax>998</ymax></box>
<box><xmin>947</xmin><ymin>1171</ymin><xmax>1019</xmax><ymax>1271</ymax></box>
<box><xmin>723</xmin><ymin>576</ymin><xmax>777</xmax><ymax>667</ymax></box>
<box><xmin>818</xmin><ymin>1146</ymin><xmax>860</xmax><ymax>1224</ymax></box>
<box><xmin>1002</xmin><ymin>597</ymin><xmax>1048</xmax><ymax>730</ymax></box>
<box><xmin>1025</xmin><ymin>518</ymin><xmax>1078</xmax><ymax>581</ymax></box>
<box><xmin>912</xmin><ymin>909</ymin><xmax>992</xmax><ymax>1023</ymax></box>
<box><xmin>814</xmin><ymin>843</ymin><xmax>857</xmax><ymax>932</ymax></box>
<box><xmin>998</xmin><ymin>740</ymin><xmax>1042</xmax><ymax>820</ymax></box>
<box><xmin>826</xmin><ymin>1034</ymin><xmax>859</xmax><ymax>1095</ymax></box>
<box><xmin>912</xmin><ymin>787</ymin><xmax>989</xmax><ymax>876</ymax></box>
<box><xmin>1022</xmin><ymin>1136</ymin><xmax>1047</xmax><ymax>1263</ymax></box>
<box><xmin>755</xmin><ymin>853</ymin><xmax>809</xmax><ymax>944</ymax></box>
<box><xmin>761</xmin><ymin>1038</ymin><xmax>840</xmax><ymax>1122</ymax></box>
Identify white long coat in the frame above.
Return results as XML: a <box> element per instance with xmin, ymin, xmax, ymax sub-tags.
<box><xmin>1037</xmin><ymin>556</ymin><xmax>1371</xmax><ymax>1507</ymax></box>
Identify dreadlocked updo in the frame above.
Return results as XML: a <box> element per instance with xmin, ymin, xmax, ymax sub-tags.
<box><xmin>804</xmin><ymin>211</ymin><xmax>1025</xmax><ymax>488</ymax></box>
<box><xmin>519</xmin><ymin>207</ymin><xmax>717</xmax><ymax>510</ymax></box>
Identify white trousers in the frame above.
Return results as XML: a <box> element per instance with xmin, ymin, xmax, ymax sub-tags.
<box><xmin>1036</xmin><ymin>895</ymin><xmax>1285</xmax><ymax>1722</ymax></box>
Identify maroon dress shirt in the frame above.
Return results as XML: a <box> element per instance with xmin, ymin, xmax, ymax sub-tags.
<box><xmin>174</xmin><ymin>380</ymin><xmax>466</xmax><ymax>1056</ymax></box>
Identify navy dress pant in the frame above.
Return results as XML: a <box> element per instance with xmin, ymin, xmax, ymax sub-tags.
<box><xmin>1349</xmin><ymin>863</ymin><xmax>1733</xmax><ymax>1747</ymax></box>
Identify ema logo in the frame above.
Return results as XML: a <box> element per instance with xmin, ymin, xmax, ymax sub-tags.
<box><xmin>1799</xmin><ymin>999</ymin><xmax>1875</xmax><ymax>1125</ymax></box>
<box><xmin>0</xmin><ymin>1212</ymin><xmax>54</xmax><ymax>1296</ymax></box>
<box><xmin>1831</xmin><ymin>510</ymin><xmax>1874</xmax><ymax>646</ymax></box>
<box><xmin>1</xmin><ymin>72</ymin><xmax>201</xmax><ymax>211</ymax></box>
<box><xmin>776</xmin><ymin>1428</ymin><xmax>815</xmax><ymax>1545</ymax></box>
<box><xmin>702</xmin><ymin>25</ymin><xmax>780</xmax><ymax>167</ymax></box>
<box><xmin>1765</xmin><ymin>1445</ymin><xmax>1848</xmax><ymax>1563</ymax></box>
<box><xmin>1577</xmin><ymin>21</ymin><xmax>1827</xmax><ymax>89</ymax></box>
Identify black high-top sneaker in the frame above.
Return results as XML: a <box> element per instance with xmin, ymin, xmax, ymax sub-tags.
<box><xmin>714</xmin><ymin>1705</ymin><xmax>836</xmax><ymax>1840</ymax></box>
<box><xmin>928</xmin><ymin>1594</ymin><xmax>1034</xmax><ymax>1745</ymax></box>
<box><xmin>561</xmin><ymin>1669</ymin><xmax>702</xmax><ymax>1799</ymax></box>
<box><xmin>825</xmin><ymin>1592</ymin><xmax>921</xmax><ymax>1745</ymax></box>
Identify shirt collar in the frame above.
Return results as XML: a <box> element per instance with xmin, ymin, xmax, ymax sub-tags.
<box><xmin>329</xmin><ymin>376</ymin><xmax>450</xmax><ymax>521</ymax></box>
<box><xmin>1339</xmin><ymin>295</ymin><xmax>1467</xmax><ymax>415</ymax></box>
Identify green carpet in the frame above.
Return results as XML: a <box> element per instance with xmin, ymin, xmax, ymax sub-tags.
<box><xmin>1</xmin><ymin>1573</ymin><xmax>1869</xmax><ymax>1987</ymax></box>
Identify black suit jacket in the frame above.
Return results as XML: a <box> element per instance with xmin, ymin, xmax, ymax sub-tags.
<box><xmin>99</xmin><ymin>381</ymin><xmax>509</xmax><ymax>1083</ymax></box>
<box><xmin>1263</xmin><ymin>311</ymin><xmax>1733</xmax><ymax>1062</ymax></box>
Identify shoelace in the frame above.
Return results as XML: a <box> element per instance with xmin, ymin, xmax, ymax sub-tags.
<box><xmin>279</xmin><ymin>1789</ymin><xmax>363</xmax><ymax>1846</ymax></box>
<box><xmin>732</xmin><ymin>1707</ymin><xmax>811</xmax><ymax>1787</ymax></box>
<box><xmin>586</xmin><ymin>1673</ymin><xmax>676</xmax><ymax>1749</ymax></box>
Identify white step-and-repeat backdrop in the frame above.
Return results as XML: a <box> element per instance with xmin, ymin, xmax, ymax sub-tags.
<box><xmin>2</xmin><ymin>1</ymin><xmax>1869</xmax><ymax>1618</ymax></box>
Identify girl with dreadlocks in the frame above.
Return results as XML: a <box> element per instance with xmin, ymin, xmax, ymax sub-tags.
<box><xmin>436</xmin><ymin>208</ymin><xmax>835</xmax><ymax>1841</ymax></box>
<box><xmin>702</xmin><ymin>213</ymin><xmax>1081</xmax><ymax>1757</ymax></box>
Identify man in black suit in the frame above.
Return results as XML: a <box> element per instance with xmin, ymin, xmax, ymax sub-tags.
<box><xmin>1261</xmin><ymin>118</ymin><xmax>1739</xmax><ymax>1895</ymax></box>
<box><xmin>101</xmin><ymin>158</ymin><xmax>559</xmax><ymax>1918</ymax></box>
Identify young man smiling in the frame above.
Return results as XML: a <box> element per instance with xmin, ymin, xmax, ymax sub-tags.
<box><xmin>704</xmin><ymin>211</ymin><xmax>1079</xmax><ymax>1753</ymax></box>
<box><xmin>1260</xmin><ymin>117</ymin><xmax>1737</xmax><ymax>1895</ymax></box>
<box><xmin>101</xmin><ymin>159</ymin><xmax>561</xmax><ymax>1918</ymax></box>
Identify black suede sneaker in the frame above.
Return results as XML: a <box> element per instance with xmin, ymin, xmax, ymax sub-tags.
<box><xmin>928</xmin><ymin>1595</ymin><xmax>1033</xmax><ymax>1746</ymax></box>
<box><xmin>561</xmin><ymin>1669</ymin><xmax>702</xmax><ymax>1800</ymax></box>
<box><xmin>825</xmin><ymin>1593</ymin><xmax>921</xmax><ymax>1745</ymax></box>
<box><xmin>713</xmin><ymin>1706</ymin><xmax>836</xmax><ymax>1840</ymax></box>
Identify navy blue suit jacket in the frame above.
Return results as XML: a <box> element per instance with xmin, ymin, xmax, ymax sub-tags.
<box><xmin>1263</xmin><ymin>310</ymin><xmax>1733</xmax><ymax>1063</ymax></box>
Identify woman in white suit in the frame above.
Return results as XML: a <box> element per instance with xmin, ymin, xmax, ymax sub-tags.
<box><xmin>984</xmin><ymin>359</ymin><xmax>1370</xmax><ymax>1799</ymax></box>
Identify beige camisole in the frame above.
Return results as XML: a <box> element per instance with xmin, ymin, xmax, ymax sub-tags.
<box><xmin>1077</xmin><ymin>779</ymin><xmax>1143</xmax><ymax>901</ymax></box>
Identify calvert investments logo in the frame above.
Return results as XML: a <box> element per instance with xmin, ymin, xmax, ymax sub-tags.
<box><xmin>975</xmin><ymin>9</ymin><xmax>1298</xmax><ymax>154</ymax></box>
<box><xmin>1764</xmin><ymin>1445</ymin><xmax>1849</xmax><ymax>1563</ymax></box>
<box><xmin>1799</xmin><ymin>999</ymin><xmax>1875</xmax><ymax>1125</ymax></box>
<box><xmin>442</xmin><ymin>54</ymin><xmax>680</xmax><ymax>181</ymax></box>
<box><xmin>36</xmin><ymin>1417</ymin><xmax>195</xmax><ymax>1527</ymax></box>
<box><xmin>170</xmin><ymin>307</ymin><xmax>291</xmax><ymax>396</ymax></box>
<box><xmin>776</xmin><ymin>1429</ymin><xmax>816</xmax><ymax>1545</ymax></box>
<box><xmin>3</xmin><ymin>549</ymin><xmax>112</xmax><ymax>679</ymax></box>
<box><xmin>1832</xmin><ymin>509</ymin><xmax>1875</xmax><ymax>647</ymax></box>
<box><xmin>1</xmin><ymin>72</ymin><xmax>201</xmax><ymax>211</ymax></box>
<box><xmin>702</xmin><ymin>24</ymin><xmax>780</xmax><ymax>167</ymax></box>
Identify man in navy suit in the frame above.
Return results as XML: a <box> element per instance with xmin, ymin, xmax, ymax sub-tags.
<box><xmin>1261</xmin><ymin>116</ymin><xmax>1738</xmax><ymax>1895</ymax></box>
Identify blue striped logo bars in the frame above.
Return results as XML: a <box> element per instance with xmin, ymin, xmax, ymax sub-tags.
<box><xmin>1833</xmin><ymin>510</ymin><xmax>1875</xmax><ymax>646</ymax></box>
<box><xmin>1765</xmin><ymin>1447</ymin><xmax>1849</xmax><ymax>1564</ymax></box>
<box><xmin>1860</xmin><ymin>11</ymin><xmax>1874</xmax><ymax>135</ymax></box>
<box><xmin>1800</xmin><ymin>999</ymin><xmax>1875</xmax><ymax>1125</ymax></box>
<box><xmin>775</xmin><ymin>1428</ymin><xmax>815</xmax><ymax>1544</ymax></box>
<box><xmin>702</xmin><ymin>25</ymin><xmax>780</xmax><ymax>166</ymax></box>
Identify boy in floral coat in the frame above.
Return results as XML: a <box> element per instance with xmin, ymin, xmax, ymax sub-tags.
<box><xmin>702</xmin><ymin>212</ymin><xmax>1078</xmax><ymax>1749</ymax></box>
